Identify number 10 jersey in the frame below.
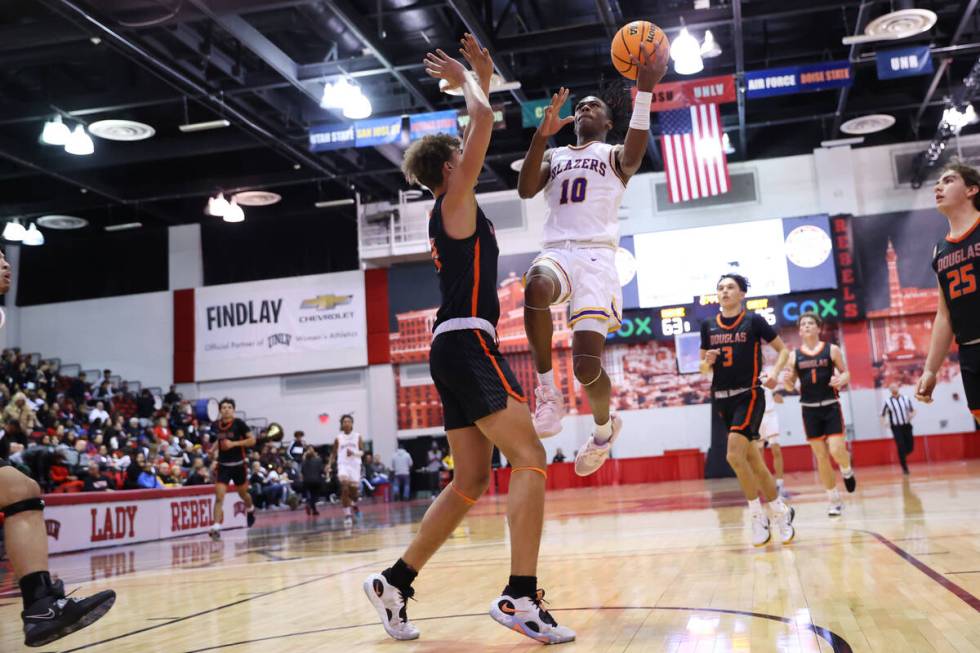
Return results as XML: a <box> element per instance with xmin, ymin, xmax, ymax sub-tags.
<box><xmin>542</xmin><ymin>141</ymin><xmax>627</xmax><ymax>247</ymax></box>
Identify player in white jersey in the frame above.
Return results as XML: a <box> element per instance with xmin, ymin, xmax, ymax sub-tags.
<box><xmin>755</xmin><ymin>389</ymin><xmax>787</xmax><ymax>498</ymax></box>
<box><xmin>517</xmin><ymin>39</ymin><xmax>667</xmax><ymax>476</ymax></box>
<box><xmin>328</xmin><ymin>414</ymin><xmax>364</xmax><ymax>527</ymax></box>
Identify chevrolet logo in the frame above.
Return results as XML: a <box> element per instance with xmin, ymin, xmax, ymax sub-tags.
<box><xmin>301</xmin><ymin>294</ymin><xmax>353</xmax><ymax>311</ymax></box>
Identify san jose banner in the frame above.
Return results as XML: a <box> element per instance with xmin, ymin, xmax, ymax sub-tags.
<box><xmin>179</xmin><ymin>270</ymin><xmax>367</xmax><ymax>382</ymax></box>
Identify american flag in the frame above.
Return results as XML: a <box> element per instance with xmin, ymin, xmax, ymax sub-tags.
<box><xmin>659</xmin><ymin>104</ymin><xmax>730</xmax><ymax>203</ymax></box>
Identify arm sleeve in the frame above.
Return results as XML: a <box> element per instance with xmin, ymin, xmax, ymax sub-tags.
<box><xmin>753</xmin><ymin>313</ymin><xmax>778</xmax><ymax>342</ymax></box>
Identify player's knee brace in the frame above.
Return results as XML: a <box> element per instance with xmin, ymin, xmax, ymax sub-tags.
<box><xmin>1</xmin><ymin>497</ymin><xmax>44</xmax><ymax>518</ymax></box>
<box><xmin>573</xmin><ymin>354</ymin><xmax>604</xmax><ymax>386</ymax></box>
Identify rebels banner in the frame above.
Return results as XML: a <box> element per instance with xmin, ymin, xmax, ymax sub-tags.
<box><xmin>633</xmin><ymin>75</ymin><xmax>736</xmax><ymax>112</ymax></box>
<box><xmin>42</xmin><ymin>487</ymin><xmax>246</xmax><ymax>554</ymax></box>
<box><xmin>182</xmin><ymin>270</ymin><xmax>367</xmax><ymax>382</ymax></box>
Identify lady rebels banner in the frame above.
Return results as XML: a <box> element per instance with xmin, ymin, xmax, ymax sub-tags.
<box><xmin>175</xmin><ymin>270</ymin><xmax>368</xmax><ymax>382</ymax></box>
<box><xmin>42</xmin><ymin>486</ymin><xmax>246</xmax><ymax>554</ymax></box>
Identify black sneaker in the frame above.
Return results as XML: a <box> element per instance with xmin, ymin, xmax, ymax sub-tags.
<box><xmin>843</xmin><ymin>474</ymin><xmax>857</xmax><ymax>493</ymax></box>
<box><xmin>209</xmin><ymin>529</ymin><xmax>221</xmax><ymax>541</ymax></box>
<box><xmin>22</xmin><ymin>580</ymin><xmax>116</xmax><ymax>647</ymax></box>
<box><xmin>247</xmin><ymin>510</ymin><xmax>256</xmax><ymax>527</ymax></box>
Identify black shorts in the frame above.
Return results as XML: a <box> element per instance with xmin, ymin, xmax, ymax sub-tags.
<box><xmin>216</xmin><ymin>464</ymin><xmax>247</xmax><ymax>486</ymax></box>
<box><xmin>715</xmin><ymin>387</ymin><xmax>765</xmax><ymax>440</ymax></box>
<box><xmin>802</xmin><ymin>402</ymin><xmax>845</xmax><ymax>440</ymax></box>
<box><xmin>959</xmin><ymin>343</ymin><xmax>980</xmax><ymax>419</ymax></box>
<box><xmin>430</xmin><ymin>329</ymin><xmax>526</xmax><ymax>430</ymax></box>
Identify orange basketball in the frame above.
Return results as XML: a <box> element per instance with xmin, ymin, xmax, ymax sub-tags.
<box><xmin>611</xmin><ymin>20</ymin><xmax>668</xmax><ymax>80</ymax></box>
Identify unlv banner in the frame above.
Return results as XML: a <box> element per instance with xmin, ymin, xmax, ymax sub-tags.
<box><xmin>182</xmin><ymin>270</ymin><xmax>367</xmax><ymax>382</ymax></box>
<box><xmin>633</xmin><ymin>75</ymin><xmax>736</xmax><ymax>112</ymax></box>
<box><xmin>43</xmin><ymin>487</ymin><xmax>246</xmax><ymax>554</ymax></box>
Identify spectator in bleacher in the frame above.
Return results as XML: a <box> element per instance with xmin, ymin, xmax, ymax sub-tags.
<box><xmin>88</xmin><ymin>401</ymin><xmax>110</xmax><ymax>427</ymax></box>
<box><xmin>248</xmin><ymin>461</ymin><xmax>269</xmax><ymax>509</ymax></box>
<box><xmin>92</xmin><ymin>380</ymin><xmax>113</xmax><ymax>403</ymax></box>
<box><xmin>94</xmin><ymin>445</ymin><xmax>111</xmax><ymax>469</ymax></box>
<box><xmin>123</xmin><ymin>451</ymin><xmax>147</xmax><ymax>489</ymax></box>
<box><xmin>391</xmin><ymin>446</ymin><xmax>413</xmax><ymax>501</ymax></box>
<box><xmin>152</xmin><ymin>417</ymin><xmax>172</xmax><ymax>444</ymax></box>
<box><xmin>68</xmin><ymin>372</ymin><xmax>89</xmax><ymax>405</ymax></box>
<box><xmin>4</xmin><ymin>418</ymin><xmax>26</xmax><ymax>449</ymax></box>
<box><xmin>164</xmin><ymin>385</ymin><xmax>181</xmax><ymax>406</ymax></box>
<box><xmin>301</xmin><ymin>446</ymin><xmax>325</xmax><ymax>515</ymax></box>
<box><xmin>49</xmin><ymin>452</ymin><xmax>83</xmax><ymax>493</ymax></box>
<box><xmin>158</xmin><ymin>462</ymin><xmax>180</xmax><ymax>487</ymax></box>
<box><xmin>184</xmin><ymin>460</ymin><xmax>210</xmax><ymax>486</ymax></box>
<box><xmin>4</xmin><ymin>392</ymin><xmax>39</xmax><ymax>434</ymax></box>
<box><xmin>136</xmin><ymin>389</ymin><xmax>155</xmax><ymax>427</ymax></box>
<box><xmin>265</xmin><ymin>465</ymin><xmax>287</xmax><ymax>507</ymax></box>
<box><xmin>287</xmin><ymin>430</ymin><xmax>306</xmax><ymax>463</ymax></box>
<box><xmin>100</xmin><ymin>369</ymin><xmax>114</xmax><ymax>392</ymax></box>
<box><xmin>26</xmin><ymin>388</ymin><xmax>45</xmax><ymax>412</ymax></box>
<box><xmin>552</xmin><ymin>448</ymin><xmax>567</xmax><ymax>463</ymax></box>
<box><xmin>83</xmin><ymin>463</ymin><xmax>114</xmax><ymax>492</ymax></box>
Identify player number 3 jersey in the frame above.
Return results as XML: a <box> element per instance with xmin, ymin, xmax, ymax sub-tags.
<box><xmin>933</xmin><ymin>217</ymin><xmax>980</xmax><ymax>345</ymax></box>
<box><xmin>542</xmin><ymin>141</ymin><xmax>627</xmax><ymax>246</ymax></box>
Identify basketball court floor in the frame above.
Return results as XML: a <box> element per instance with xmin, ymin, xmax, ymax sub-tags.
<box><xmin>2</xmin><ymin>460</ymin><xmax>979</xmax><ymax>652</ymax></box>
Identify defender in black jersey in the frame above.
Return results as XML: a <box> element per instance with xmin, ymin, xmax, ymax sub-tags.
<box><xmin>363</xmin><ymin>36</ymin><xmax>574</xmax><ymax>646</ymax></box>
<box><xmin>700</xmin><ymin>274</ymin><xmax>795</xmax><ymax>547</ymax></box>
<box><xmin>208</xmin><ymin>398</ymin><xmax>255</xmax><ymax>539</ymax></box>
<box><xmin>917</xmin><ymin>163</ymin><xmax>980</xmax><ymax>428</ymax></box>
<box><xmin>784</xmin><ymin>312</ymin><xmax>856</xmax><ymax>517</ymax></box>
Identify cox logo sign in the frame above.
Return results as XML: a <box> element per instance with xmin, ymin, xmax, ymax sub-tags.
<box><xmin>608</xmin><ymin>314</ymin><xmax>654</xmax><ymax>340</ymax></box>
<box><xmin>781</xmin><ymin>296</ymin><xmax>839</xmax><ymax>322</ymax></box>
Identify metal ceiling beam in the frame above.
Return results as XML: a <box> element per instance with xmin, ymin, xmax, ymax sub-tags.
<box><xmin>732</xmin><ymin>0</ymin><xmax>747</xmax><ymax>157</ymax></box>
<box><xmin>593</xmin><ymin>0</ymin><xmax>621</xmax><ymax>40</ymax></box>
<box><xmin>443</xmin><ymin>0</ymin><xmax>527</xmax><ymax>104</ymax></box>
<box><xmin>912</xmin><ymin>0</ymin><xmax>980</xmax><ymax>135</ymax></box>
<box><xmin>831</xmin><ymin>1</ymin><xmax>873</xmax><ymax>135</ymax></box>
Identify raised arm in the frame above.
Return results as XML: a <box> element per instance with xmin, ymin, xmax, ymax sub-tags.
<box><xmin>458</xmin><ymin>33</ymin><xmax>492</xmax><ymax>149</ymax></box>
<box><xmin>617</xmin><ymin>38</ymin><xmax>669</xmax><ymax>179</ymax></box>
<box><xmin>518</xmin><ymin>88</ymin><xmax>572</xmax><ymax>199</ymax></box>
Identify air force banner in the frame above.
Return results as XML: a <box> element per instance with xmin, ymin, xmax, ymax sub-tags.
<box><xmin>189</xmin><ymin>271</ymin><xmax>367</xmax><ymax>381</ymax></box>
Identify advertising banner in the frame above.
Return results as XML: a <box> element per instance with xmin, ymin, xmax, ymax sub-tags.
<box><xmin>193</xmin><ymin>270</ymin><xmax>367</xmax><ymax>381</ymax></box>
<box><xmin>409</xmin><ymin>110</ymin><xmax>459</xmax><ymax>141</ymax></box>
<box><xmin>521</xmin><ymin>98</ymin><xmax>571</xmax><ymax>128</ymax></box>
<box><xmin>876</xmin><ymin>46</ymin><xmax>933</xmax><ymax>80</ymax></box>
<box><xmin>745</xmin><ymin>61</ymin><xmax>852</xmax><ymax>99</ymax></box>
<box><xmin>354</xmin><ymin>116</ymin><xmax>403</xmax><ymax>147</ymax></box>
<box><xmin>309</xmin><ymin>123</ymin><xmax>356</xmax><ymax>151</ymax></box>
<box><xmin>43</xmin><ymin>487</ymin><xmax>246</xmax><ymax>554</ymax></box>
<box><xmin>634</xmin><ymin>75</ymin><xmax>737</xmax><ymax>112</ymax></box>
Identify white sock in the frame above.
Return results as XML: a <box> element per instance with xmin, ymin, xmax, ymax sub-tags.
<box><xmin>770</xmin><ymin>497</ymin><xmax>787</xmax><ymax>514</ymax></box>
<box><xmin>344</xmin><ymin>507</ymin><xmax>352</xmax><ymax>517</ymax></box>
<box><xmin>748</xmin><ymin>498</ymin><xmax>763</xmax><ymax>515</ymax></box>
<box><xmin>841</xmin><ymin>466</ymin><xmax>853</xmax><ymax>478</ymax></box>
<box><xmin>210</xmin><ymin>523</ymin><xmax>220</xmax><ymax>532</ymax></box>
<box><xmin>827</xmin><ymin>489</ymin><xmax>839</xmax><ymax>502</ymax></box>
<box><xmin>537</xmin><ymin>370</ymin><xmax>556</xmax><ymax>387</ymax></box>
<box><xmin>594</xmin><ymin>419</ymin><xmax>613</xmax><ymax>444</ymax></box>
<box><xmin>776</xmin><ymin>479</ymin><xmax>784</xmax><ymax>489</ymax></box>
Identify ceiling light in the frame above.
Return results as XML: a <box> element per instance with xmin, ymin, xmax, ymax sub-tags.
<box><xmin>88</xmin><ymin>120</ymin><xmax>155</xmax><ymax>141</ymax></box>
<box><xmin>943</xmin><ymin>104</ymin><xmax>978</xmax><ymax>133</ymax></box>
<box><xmin>40</xmin><ymin>115</ymin><xmax>71</xmax><ymax>146</ymax></box>
<box><xmin>36</xmin><ymin>215</ymin><xmax>88</xmax><ymax>230</ymax></box>
<box><xmin>670</xmin><ymin>28</ymin><xmax>704</xmax><ymax>75</ymax></box>
<box><xmin>206</xmin><ymin>193</ymin><xmax>230</xmax><ymax>217</ymax></box>
<box><xmin>842</xmin><ymin>8</ymin><xmax>937</xmax><ymax>46</ymax></box>
<box><xmin>821</xmin><ymin>136</ymin><xmax>865</xmax><ymax>148</ymax></box>
<box><xmin>314</xmin><ymin>198</ymin><xmax>355</xmax><ymax>208</ymax></box>
<box><xmin>104</xmin><ymin>222</ymin><xmax>143</xmax><ymax>232</ymax></box>
<box><xmin>439</xmin><ymin>72</ymin><xmax>519</xmax><ymax>96</ymax></box>
<box><xmin>178</xmin><ymin>119</ymin><xmax>231</xmax><ymax>133</ymax></box>
<box><xmin>700</xmin><ymin>30</ymin><xmax>722</xmax><ymax>58</ymax></box>
<box><xmin>22</xmin><ymin>223</ymin><xmax>44</xmax><ymax>246</ymax></box>
<box><xmin>232</xmin><ymin>191</ymin><xmax>282</xmax><ymax>206</ymax></box>
<box><xmin>222</xmin><ymin>200</ymin><xmax>245</xmax><ymax>223</ymax></box>
<box><xmin>64</xmin><ymin>124</ymin><xmax>94</xmax><ymax>155</ymax></box>
<box><xmin>343</xmin><ymin>91</ymin><xmax>372</xmax><ymax>119</ymax></box>
<box><xmin>2</xmin><ymin>221</ymin><xmax>26</xmax><ymax>242</ymax></box>
<box><xmin>840</xmin><ymin>114</ymin><xmax>896</xmax><ymax>135</ymax></box>
<box><xmin>322</xmin><ymin>77</ymin><xmax>359</xmax><ymax>109</ymax></box>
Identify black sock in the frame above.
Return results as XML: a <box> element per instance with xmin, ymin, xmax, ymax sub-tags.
<box><xmin>19</xmin><ymin>571</ymin><xmax>53</xmax><ymax>610</ymax></box>
<box><xmin>505</xmin><ymin>575</ymin><xmax>537</xmax><ymax>599</ymax></box>
<box><xmin>383</xmin><ymin>558</ymin><xmax>418</xmax><ymax>594</ymax></box>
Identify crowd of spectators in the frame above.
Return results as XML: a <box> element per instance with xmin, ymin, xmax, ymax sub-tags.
<box><xmin>0</xmin><ymin>349</ymin><xmax>417</xmax><ymax>512</ymax></box>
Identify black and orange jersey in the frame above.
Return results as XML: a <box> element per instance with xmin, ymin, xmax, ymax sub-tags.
<box><xmin>796</xmin><ymin>341</ymin><xmax>837</xmax><ymax>404</ymax></box>
<box><xmin>215</xmin><ymin>418</ymin><xmax>250</xmax><ymax>465</ymax></box>
<box><xmin>700</xmin><ymin>311</ymin><xmax>777</xmax><ymax>390</ymax></box>
<box><xmin>933</xmin><ymin>217</ymin><xmax>980</xmax><ymax>344</ymax></box>
<box><xmin>428</xmin><ymin>195</ymin><xmax>501</xmax><ymax>330</ymax></box>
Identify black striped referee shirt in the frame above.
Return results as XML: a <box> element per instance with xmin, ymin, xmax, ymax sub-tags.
<box><xmin>882</xmin><ymin>395</ymin><xmax>914</xmax><ymax>427</ymax></box>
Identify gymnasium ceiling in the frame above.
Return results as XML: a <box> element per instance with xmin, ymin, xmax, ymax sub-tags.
<box><xmin>1</xmin><ymin>0</ymin><xmax>979</xmax><ymax>230</ymax></box>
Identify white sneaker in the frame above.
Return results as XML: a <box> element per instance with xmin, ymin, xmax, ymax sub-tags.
<box><xmin>344</xmin><ymin>515</ymin><xmax>353</xmax><ymax>528</ymax></box>
<box><xmin>828</xmin><ymin>502</ymin><xmax>843</xmax><ymax>517</ymax></box>
<box><xmin>532</xmin><ymin>385</ymin><xmax>565</xmax><ymax>438</ymax></box>
<box><xmin>574</xmin><ymin>414</ymin><xmax>622</xmax><ymax>477</ymax></box>
<box><xmin>775</xmin><ymin>505</ymin><xmax>795</xmax><ymax>545</ymax></box>
<box><xmin>363</xmin><ymin>573</ymin><xmax>420</xmax><ymax>641</ymax></box>
<box><xmin>489</xmin><ymin>590</ymin><xmax>575</xmax><ymax>644</ymax></box>
<box><xmin>751</xmin><ymin>512</ymin><xmax>771</xmax><ymax>547</ymax></box>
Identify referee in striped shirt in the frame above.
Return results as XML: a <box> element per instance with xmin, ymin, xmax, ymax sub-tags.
<box><xmin>881</xmin><ymin>383</ymin><xmax>916</xmax><ymax>474</ymax></box>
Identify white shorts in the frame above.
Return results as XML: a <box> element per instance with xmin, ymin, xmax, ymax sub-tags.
<box><xmin>337</xmin><ymin>467</ymin><xmax>361</xmax><ymax>484</ymax></box>
<box><xmin>527</xmin><ymin>246</ymin><xmax>622</xmax><ymax>335</ymax></box>
<box><xmin>759</xmin><ymin>413</ymin><xmax>780</xmax><ymax>444</ymax></box>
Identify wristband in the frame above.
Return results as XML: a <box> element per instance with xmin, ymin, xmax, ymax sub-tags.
<box><xmin>630</xmin><ymin>90</ymin><xmax>652</xmax><ymax>131</ymax></box>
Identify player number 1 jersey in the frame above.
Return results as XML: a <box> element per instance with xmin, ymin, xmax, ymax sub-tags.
<box><xmin>542</xmin><ymin>141</ymin><xmax>627</xmax><ymax>246</ymax></box>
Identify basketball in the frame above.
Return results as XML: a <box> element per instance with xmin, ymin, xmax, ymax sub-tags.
<box><xmin>611</xmin><ymin>20</ymin><xmax>668</xmax><ymax>80</ymax></box>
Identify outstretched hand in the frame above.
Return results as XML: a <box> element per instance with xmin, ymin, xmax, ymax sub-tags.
<box><xmin>459</xmin><ymin>33</ymin><xmax>492</xmax><ymax>88</ymax></box>
<box><xmin>633</xmin><ymin>39</ymin><xmax>669</xmax><ymax>92</ymax></box>
<box><xmin>536</xmin><ymin>87</ymin><xmax>574</xmax><ymax>137</ymax></box>
<box><xmin>424</xmin><ymin>48</ymin><xmax>468</xmax><ymax>90</ymax></box>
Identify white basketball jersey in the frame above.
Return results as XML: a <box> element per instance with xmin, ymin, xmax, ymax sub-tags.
<box><xmin>542</xmin><ymin>141</ymin><xmax>627</xmax><ymax>246</ymax></box>
<box><xmin>336</xmin><ymin>431</ymin><xmax>361</xmax><ymax>472</ymax></box>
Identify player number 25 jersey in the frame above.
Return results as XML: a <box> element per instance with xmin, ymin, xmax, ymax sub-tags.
<box><xmin>542</xmin><ymin>141</ymin><xmax>627</xmax><ymax>246</ymax></box>
<box><xmin>933</xmin><ymin>218</ymin><xmax>980</xmax><ymax>345</ymax></box>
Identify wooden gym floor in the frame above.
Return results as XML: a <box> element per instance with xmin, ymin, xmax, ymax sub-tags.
<box><xmin>2</xmin><ymin>460</ymin><xmax>979</xmax><ymax>652</ymax></box>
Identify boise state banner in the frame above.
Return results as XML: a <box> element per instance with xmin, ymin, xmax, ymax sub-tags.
<box><xmin>189</xmin><ymin>271</ymin><xmax>367</xmax><ymax>381</ymax></box>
